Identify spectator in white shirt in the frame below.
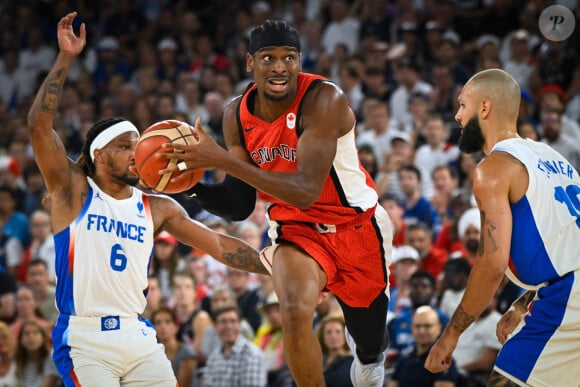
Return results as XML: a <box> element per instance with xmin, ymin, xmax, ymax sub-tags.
<box><xmin>389</xmin><ymin>59</ymin><xmax>433</xmax><ymax>129</ymax></box>
<box><xmin>356</xmin><ymin>100</ymin><xmax>399</xmax><ymax>169</ymax></box>
<box><xmin>321</xmin><ymin>0</ymin><xmax>360</xmax><ymax>55</ymax></box>
<box><xmin>502</xmin><ymin>29</ymin><xmax>535</xmax><ymax>93</ymax></box>
<box><xmin>414</xmin><ymin>115</ymin><xmax>460</xmax><ymax>193</ymax></box>
<box><xmin>0</xmin><ymin>49</ymin><xmax>30</xmax><ymax>110</ymax></box>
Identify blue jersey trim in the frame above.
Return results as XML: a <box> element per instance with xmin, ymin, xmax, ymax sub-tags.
<box><xmin>53</xmin><ymin>185</ymin><xmax>94</xmax><ymax>316</ymax></box>
<box><xmin>510</xmin><ymin>196</ymin><xmax>559</xmax><ymax>285</ymax></box>
<box><xmin>496</xmin><ymin>272</ymin><xmax>573</xmax><ymax>382</ymax></box>
<box><xmin>52</xmin><ymin>314</ymin><xmax>74</xmax><ymax>386</ymax></box>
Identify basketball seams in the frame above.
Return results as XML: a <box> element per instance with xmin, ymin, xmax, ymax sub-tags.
<box><xmin>135</xmin><ymin>120</ymin><xmax>201</xmax><ymax>193</ymax></box>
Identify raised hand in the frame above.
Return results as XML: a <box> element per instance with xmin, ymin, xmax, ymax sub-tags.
<box><xmin>57</xmin><ymin>12</ymin><xmax>86</xmax><ymax>56</ymax></box>
<box><xmin>158</xmin><ymin>117</ymin><xmax>228</xmax><ymax>179</ymax></box>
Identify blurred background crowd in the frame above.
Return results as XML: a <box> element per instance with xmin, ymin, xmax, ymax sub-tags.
<box><xmin>0</xmin><ymin>0</ymin><xmax>579</xmax><ymax>386</ymax></box>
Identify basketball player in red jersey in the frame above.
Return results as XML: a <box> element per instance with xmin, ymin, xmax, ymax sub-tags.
<box><xmin>161</xmin><ymin>20</ymin><xmax>392</xmax><ymax>387</ymax></box>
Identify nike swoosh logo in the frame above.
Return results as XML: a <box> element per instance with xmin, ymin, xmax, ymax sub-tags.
<box><xmin>244</xmin><ymin>125</ymin><xmax>257</xmax><ymax>132</ymax></box>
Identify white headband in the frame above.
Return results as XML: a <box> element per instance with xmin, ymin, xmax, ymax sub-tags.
<box><xmin>89</xmin><ymin>121</ymin><xmax>140</xmax><ymax>161</ymax></box>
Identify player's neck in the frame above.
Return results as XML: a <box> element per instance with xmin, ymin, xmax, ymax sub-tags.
<box><xmin>92</xmin><ymin>175</ymin><xmax>133</xmax><ymax>200</ymax></box>
<box><xmin>483</xmin><ymin>132</ymin><xmax>518</xmax><ymax>156</ymax></box>
<box><xmin>255</xmin><ymin>93</ymin><xmax>295</xmax><ymax>123</ymax></box>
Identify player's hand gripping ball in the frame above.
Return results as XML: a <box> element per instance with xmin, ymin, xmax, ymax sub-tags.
<box><xmin>134</xmin><ymin>120</ymin><xmax>204</xmax><ymax>193</ymax></box>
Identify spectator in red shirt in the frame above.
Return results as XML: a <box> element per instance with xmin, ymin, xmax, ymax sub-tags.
<box><xmin>405</xmin><ymin>223</ymin><xmax>448</xmax><ymax>280</ymax></box>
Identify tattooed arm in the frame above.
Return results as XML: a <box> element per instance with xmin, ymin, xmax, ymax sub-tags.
<box><xmin>150</xmin><ymin>195</ymin><xmax>269</xmax><ymax>275</ymax></box>
<box><xmin>27</xmin><ymin>12</ymin><xmax>88</xmax><ymax>231</ymax></box>
<box><xmin>426</xmin><ymin>152</ymin><xmax>525</xmax><ymax>373</ymax></box>
<box><xmin>27</xmin><ymin>12</ymin><xmax>86</xmax><ymax>192</ymax></box>
<box><xmin>445</xmin><ymin>153</ymin><xmax>518</xmax><ymax>335</ymax></box>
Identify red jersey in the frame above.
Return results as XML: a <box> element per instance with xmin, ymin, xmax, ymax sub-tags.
<box><xmin>237</xmin><ymin>73</ymin><xmax>378</xmax><ymax>224</ymax></box>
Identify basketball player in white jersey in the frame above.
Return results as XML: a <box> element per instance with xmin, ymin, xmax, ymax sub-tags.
<box><xmin>27</xmin><ymin>13</ymin><xmax>267</xmax><ymax>386</ymax></box>
<box><xmin>425</xmin><ymin>68</ymin><xmax>580</xmax><ymax>386</ymax></box>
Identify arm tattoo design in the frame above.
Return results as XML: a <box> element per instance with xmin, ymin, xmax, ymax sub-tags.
<box><xmin>39</xmin><ymin>68</ymin><xmax>65</xmax><ymax>113</ymax></box>
<box><xmin>222</xmin><ymin>248</ymin><xmax>269</xmax><ymax>275</ymax></box>
<box><xmin>450</xmin><ymin>305</ymin><xmax>475</xmax><ymax>333</ymax></box>
<box><xmin>478</xmin><ymin>210</ymin><xmax>498</xmax><ymax>256</ymax></box>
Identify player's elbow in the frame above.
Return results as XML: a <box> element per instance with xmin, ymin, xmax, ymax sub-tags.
<box><xmin>291</xmin><ymin>186</ymin><xmax>321</xmax><ymax>210</ymax></box>
<box><xmin>294</xmin><ymin>197</ymin><xmax>316</xmax><ymax>210</ymax></box>
<box><xmin>27</xmin><ymin>117</ymin><xmax>41</xmax><ymax>134</ymax></box>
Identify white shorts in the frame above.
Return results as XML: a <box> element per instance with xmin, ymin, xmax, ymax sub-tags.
<box><xmin>494</xmin><ymin>271</ymin><xmax>580</xmax><ymax>386</ymax></box>
<box><xmin>53</xmin><ymin>315</ymin><xmax>176</xmax><ymax>387</ymax></box>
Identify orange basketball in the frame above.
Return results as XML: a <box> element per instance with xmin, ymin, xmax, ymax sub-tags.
<box><xmin>134</xmin><ymin>120</ymin><xmax>204</xmax><ymax>194</ymax></box>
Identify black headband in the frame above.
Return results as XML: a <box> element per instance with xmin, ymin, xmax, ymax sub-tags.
<box><xmin>249</xmin><ymin>28</ymin><xmax>301</xmax><ymax>54</ymax></box>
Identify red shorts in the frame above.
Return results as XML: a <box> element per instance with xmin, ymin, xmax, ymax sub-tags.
<box><xmin>262</xmin><ymin>205</ymin><xmax>393</xmax><ymax>307</ymax></box>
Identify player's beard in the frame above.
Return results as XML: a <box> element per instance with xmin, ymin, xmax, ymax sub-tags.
<box><xmin>458</xmin><ymin>114</ymin><xmax>485</xmax><ymax>154</ymax></box>
<box><xmin>117</xmin><ymin>174</ymin><xmax>140</xmax><ymax>186</ymax></box>
<box><xmin>108</xmin><ymin>158</ymin><xmax>139</xmax><ymax>186</ymax></box>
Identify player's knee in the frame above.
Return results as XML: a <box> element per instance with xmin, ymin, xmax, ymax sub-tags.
<box><xmin>279</xmin><ymin>302</ymin><xmax>314</xmax><ymax>331</ymax></box>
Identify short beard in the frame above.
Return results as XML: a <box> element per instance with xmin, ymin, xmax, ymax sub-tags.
<box><xmin>458</xmin><ymin>115</ymin><xmax>485</xmax><ymax>153</ymax></box>
<box><xmin>114</xmin><ymin>173</ymin><xmax>140</xmax><ymax>186</ymax></box>
<box><xmin>106</xmin><ymin>157</ymin><xmax>139</xmax><ymax>186</ymax></box>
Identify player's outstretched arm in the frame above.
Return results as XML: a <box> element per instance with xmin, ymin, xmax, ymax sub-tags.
<box><xmin>27</xmin><ymin>12</ymin><xmax>86</xmax><ymax>193</ymax></box>
<box><xmin>151</xmin><ymin>195</ymin><xmax>268</xmax><ymax>275</ymax></box>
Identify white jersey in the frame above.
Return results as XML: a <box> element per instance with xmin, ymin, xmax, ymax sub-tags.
<box><xmin>492</xmin><ymin>138</ymin><xmax>580</xmax><ymax>289</ymax></box>
<box><xmin>492</xmin><ymin>138</ymin><xmax>580</xmax><ymax>386</ymax></box>
<box><xmin>53</xmin><ymin>178</ymin><xmax>154</xmax><ymax>317</ymax></box>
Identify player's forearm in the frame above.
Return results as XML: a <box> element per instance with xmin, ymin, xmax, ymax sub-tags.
<box><xmin>448</xmin><ymin>263</ymin><xmax>505</xmax><ymax>336</ymax></box>
<box><xmin>217</xmin><ymin>236</ymin><xmax>269</xmax><ymax>275</ymax></box>
<box><xmin>27</xmin><ymin>52</ymin><xmax>75</xmax><ymax>129</ymax></box>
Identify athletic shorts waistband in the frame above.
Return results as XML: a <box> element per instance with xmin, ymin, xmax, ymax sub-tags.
<box><xmin>57</xmin><ymin>314</ymin><xmax>142</xmax><ymax>331</ymax></box>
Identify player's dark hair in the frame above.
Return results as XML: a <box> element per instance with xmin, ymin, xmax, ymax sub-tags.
<box><xmin>249</xmin><ymin>20</ymin><xmax>300</xmax><ymax>54</ymax></box>
<box><xmin>76</xmin><ymin>117</ymin><xmax>127</xmax><ymax>176</ymax></box>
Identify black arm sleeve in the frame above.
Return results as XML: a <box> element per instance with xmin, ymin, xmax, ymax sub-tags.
<box><xmin>185</xmin><ymin>174</ymin><xmax>257</xmax><ymax>222</ymax></box>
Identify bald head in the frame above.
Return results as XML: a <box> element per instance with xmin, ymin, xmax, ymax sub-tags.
<box><xmin>465</xmin><ymin>69</ymin><xmax>520</xmax><ymax>122</ymax></box>
<box><xmin>413</xmin><ymin>305</ymin><xmax>440</xmax><ymax>323</ymax></box>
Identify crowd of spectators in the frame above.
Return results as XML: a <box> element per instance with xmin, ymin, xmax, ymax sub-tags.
<box><xmin>0</xmin><ymin>0</ymin><xmax>579</xmax><ymax>386</ymax></box>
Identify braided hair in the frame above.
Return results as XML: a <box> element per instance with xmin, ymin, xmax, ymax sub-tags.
<box><xmin>75</xmin><ymin>117</ymin><xmax>127</xmax><ymax>176</ymax></box>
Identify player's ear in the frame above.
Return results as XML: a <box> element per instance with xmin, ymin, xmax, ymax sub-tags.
<box><xmin>246</xmin><ymin>52</ymin><xmax>254</xmax><ymax>73</ymax></box>
<box><xmin>93</xmin><ymin>149</ymin><xmax>103</xmax><ymax>164</ymax></box>
<box><xmin>297</xmin><ymin>52</ymin><xmax>302</xmax><ymax>71</ymax></box>
<box><xmin>480</xmin><ymin>99</ymin><xmax>491</xmax><ymax>119</ymax></box>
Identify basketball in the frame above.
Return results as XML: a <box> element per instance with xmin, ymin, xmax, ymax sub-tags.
<box><xmin>134</xmin><ymin>120</ymin><xmax>204</xmax><ymax>194</ymax></box>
